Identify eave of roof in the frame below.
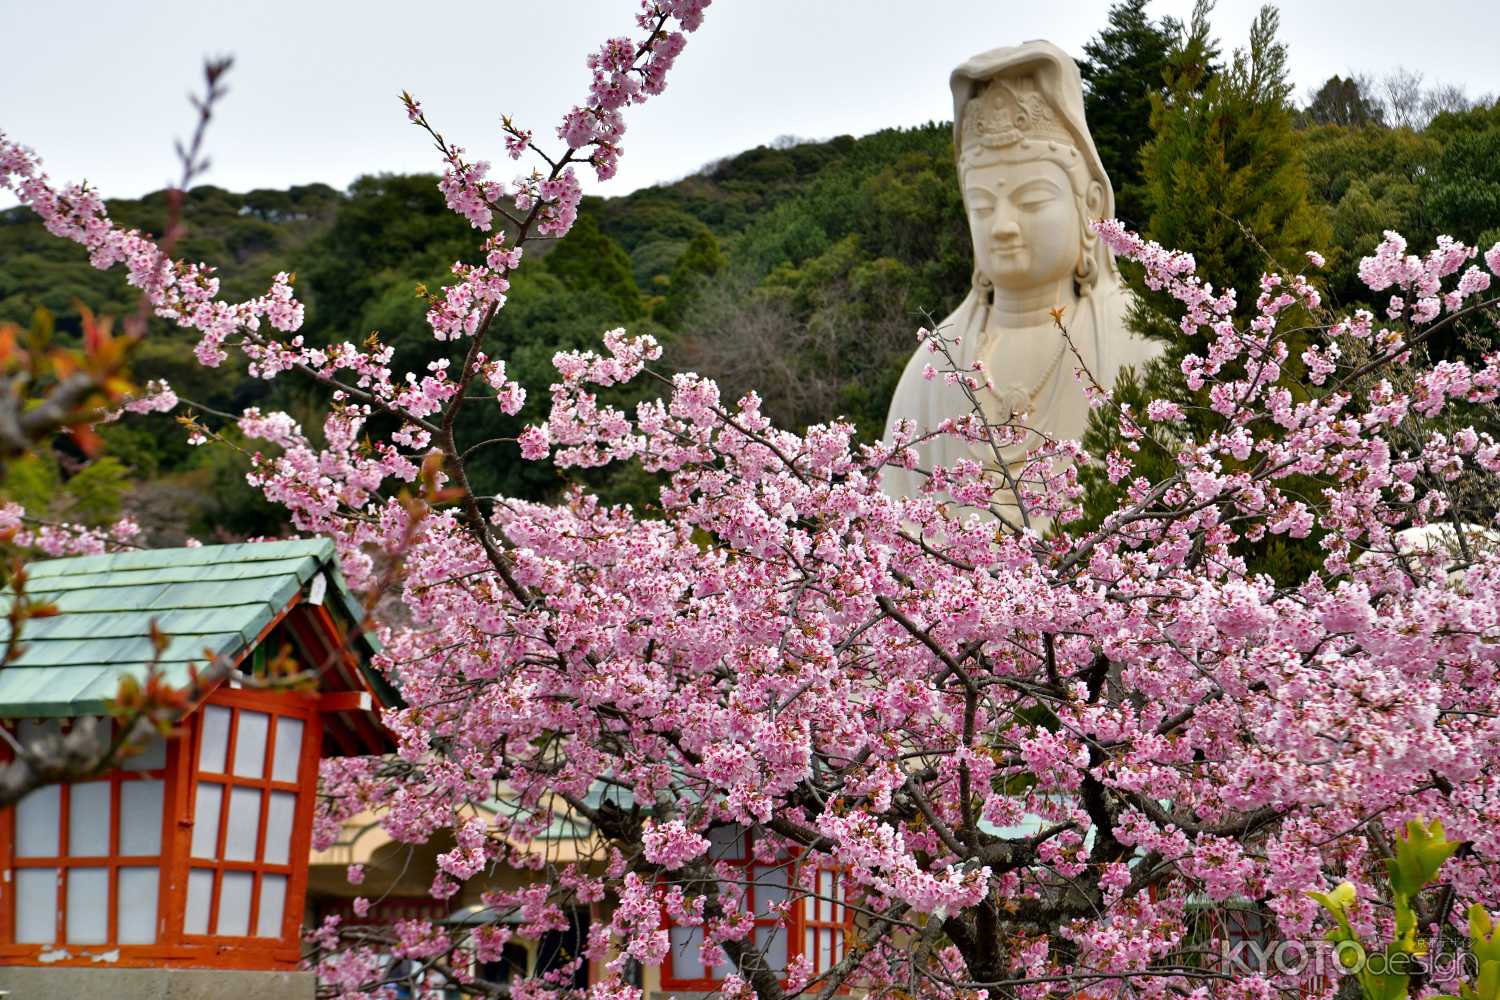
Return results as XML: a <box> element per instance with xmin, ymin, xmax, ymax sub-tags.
<box><xmin>0</xmin><ymin>538</ymin><xmax>399</xmax><ymax>718</ymax></box>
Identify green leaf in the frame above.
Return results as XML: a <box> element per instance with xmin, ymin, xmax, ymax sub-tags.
<box><xmin>1471</xmin><ymin>905</ymin><xmax>1500</xmax><ymax>966</ymax></box>
<box><xmin>1386</xmin><ymin>817</ymin><xmax>1460</xmax><ymax>897</ymax></box>
<box><xmin>1475</xmin><ymin>959</ymin><xmax>1500</xmax><ymax>1000</ymax></box>
<box><xmin>1363</xmin><ymin>970</ymin><xmax>1410</xmax><ymax>1000</ymax></box>
<box><xmin>1309</xmin><ymin>881</ymin><xmax>1358</xmax><ymax>917</ymax></box>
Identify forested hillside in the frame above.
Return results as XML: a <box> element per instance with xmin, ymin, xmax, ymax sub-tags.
<box><xmin>5</xmin><ymin>1</ymin><xmax>1500</xmax><ymax>546</ymax></box>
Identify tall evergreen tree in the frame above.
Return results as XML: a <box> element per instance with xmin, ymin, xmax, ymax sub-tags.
<box><xmin>1080</xmin><ymin>3</ymin><xmax>1331</xmax><ymax>582</ymax></box>
<box><xmin>655</xmin><ymin>227</ymin><xmax>726</xmax><ymax>328</ymax></box>
<box><xmin>1138</xmin><ymin>2</ymin><xmax>1328</xmax><ymax>313</ymax></box>
<box><xmin>1078</xmin><ymin>0</ymin><xmax>1179</xmax><ymax>228</ymax></box>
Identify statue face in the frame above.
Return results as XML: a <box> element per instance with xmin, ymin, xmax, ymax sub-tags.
<box><xmin>963</xmin><ymin>158</ymin><xmax>1081</xmax><ymax>293</ymax></box>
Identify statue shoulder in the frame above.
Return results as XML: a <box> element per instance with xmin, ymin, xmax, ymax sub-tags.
<box><xmin>885</xmin><ymin>291</ymin><xmax>988</xmax><ymax>439</ymax></box>
<box><xmin>1089</xmin><ymin>279</ymin><xmax>1161</xmax><ymax>374</ymax></box>
<box><xmin>1090</xmin><ymin>276</ymin><xmax>1133</xmax><ymax>329</ymax></box>
<box><xmin>893</xmin><ymin>291</ymin><xmax>987</xmax><ymax>382</ymax></box>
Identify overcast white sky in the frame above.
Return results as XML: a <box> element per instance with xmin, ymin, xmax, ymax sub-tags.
<box><xmin>3</xmin><ymin>0</ymin><xmax>1499</xmax><ymax>211</ymax></box>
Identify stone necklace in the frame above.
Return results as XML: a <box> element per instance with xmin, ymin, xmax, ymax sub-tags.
<box><xmin>982</xmin><ymin>330</ymin><xmax>1069</xmax><ymax>423</ymax></box>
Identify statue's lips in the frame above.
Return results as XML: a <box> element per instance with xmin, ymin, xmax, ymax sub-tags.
<box><xmin>990</xmin><ymin>245</ymin><xmax>1026</xmax><ymax>257</ymax></box>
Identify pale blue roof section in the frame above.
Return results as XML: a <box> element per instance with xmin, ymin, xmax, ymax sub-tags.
<box><xmin>0</xmin><ymin>538</ymin><xmax>386</xmax><ymax>718</ymax></box>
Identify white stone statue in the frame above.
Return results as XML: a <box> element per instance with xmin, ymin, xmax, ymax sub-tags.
<box><xmin>881</xmin><ymin>40</ymin><xmax>1161</xmax><ymax>519</ymax></box>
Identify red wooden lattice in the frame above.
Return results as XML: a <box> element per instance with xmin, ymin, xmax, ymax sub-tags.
<box><xmin>661</xmin><ymin>827</ymin><xmax>852</xmax><ymax>991</ymax></box>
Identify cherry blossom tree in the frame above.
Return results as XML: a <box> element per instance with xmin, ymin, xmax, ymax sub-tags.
<box><xmin>6</xmin><ymin>3</ymin><xmax>1500</xmax><ymax>1000</ymax></box>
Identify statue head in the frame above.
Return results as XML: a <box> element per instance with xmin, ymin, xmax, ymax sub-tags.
<box><xmin>950</xmin><ymin>41</ymin><xmax>1118</xmax><ymax>298</ymax></box>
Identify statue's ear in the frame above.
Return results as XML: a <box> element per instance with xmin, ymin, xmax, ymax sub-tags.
<box><xmin>1085</xmin><ymin>180</ymin><xmax>1105</xmax><ymax>220</ymax></box>
<box><xmin>1077</xmin><ymin>179</ymin><xmax>1106</xmax><ymax>289</ymax></box>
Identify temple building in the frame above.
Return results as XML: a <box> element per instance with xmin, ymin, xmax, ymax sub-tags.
<box><xmin>0</xmin><ymin>539</ymin><xmax>397</xmax><ymax>999</ymax></box>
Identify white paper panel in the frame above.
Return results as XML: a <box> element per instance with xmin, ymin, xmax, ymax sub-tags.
<box><xmin>232</xmin><ymin>710</ymin><xmax>269</xmax><ymax>778</ymax></box>
<box><xmin>199</xmin><ymin>706</ymin><xmax>231</xmax><ymax>773</ymax></box>
<box><xmin>68</xmin><ymin>781</ymin><xmax>111</xmax><ymax>857</ymax></box>
<box><xmin>65</xmin><ymin>866</ymin><xmax>109</xmax><ymax>943</ymax></box>
<box><xmin>271</xmin><ymin>717</ymin><xmax>303</xmax><ymax>783</ymax></box>
<box><xmin>754</xmin><ymin>923</ymin><xmax>788</xmax><ymax>974</ymax></box>
<box><xmin>818</xmin><ymin>928</ymin><xmax>833</xmax><ymax>970</ymax></box>
<box><xmin>753</xmin><ymin>864</ymin><xmax>788</xmax><ymax>916</ymax></box>
<box><xmin>120</xmin><ymin>779</ymin><xmax>164</xmax><ymax>856</ymax></box>
<box><xmin>16</xmin><ymin>783</ymin><xmax>60</xmax><ymax>857</ymax></box>
<box><xmin>256</xmin><ymin>874</ymin><xmax>287</xmax><ymax>938</ymax></box>
<box><xmin>804</xmin><ymin>928</ymin><xmax>815</xmax><ymax>970</ymax></box>
<box><xmin>217</xmin><ymin>870</ymin><xmax>254</xmax><ymax>936</ymax></box>
<box><xmin>263</xmin><ymin>791</ymin><xmax>296</xmax><ymax>865</ymax></box>
<box><xmin>670</xmin><ymin>924</ymin><xmax>705</xmax><ymax>979</ymax></box>
<box><xmin>117</xmin><ymin>867</ymin><xmax>159</xmax><ymax>944</ymax></box>
<box><xmin>185</xmin><ymin>868</ymin><xmax>214</xmax><ymax>934</ymax></box>
<box><xmin>191</xmin><ymin>783</ymin><xmax>223</xmax><ymax>859</ymax></box>
<box><xmin>125</xmin><ymin>732</ymin><xmax>167</xmax><ymax>771</ymax></box>
<box><xmin>707</xmin><ymin>824</ymin><xmax>745</xmax><ymax>859</ymax></box>
<box><xmin>224</xmin><ymin>787</ymin><xmax>263</xmax><ymax>861</ymax></box>
<box><xmin>15</xmin><ymin>868</ymin><xmax>57</xmax><ymax>943</ymax></box>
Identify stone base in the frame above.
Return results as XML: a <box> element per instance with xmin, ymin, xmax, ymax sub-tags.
<box><xmin>0</xmin><ymin>966</ymin><xmax>314</xmax><ymax>1000</ymax></box>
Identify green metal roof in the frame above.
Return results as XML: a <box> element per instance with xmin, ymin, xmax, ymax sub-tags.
<box><xmin>0</xmin><ymin>538</ymin><xmax>393</xmax><ymax>718</ymax></box>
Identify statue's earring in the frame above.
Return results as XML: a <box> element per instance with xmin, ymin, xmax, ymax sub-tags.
<box><xmin>972</xmin><ymin>268</ymin><xmax>994</xmax><ymax>295</ymax></box>
<box><xmin>1075</xmin><ymin>246</ymin><xmax>1096</xmax><ymax>289</ymax></box>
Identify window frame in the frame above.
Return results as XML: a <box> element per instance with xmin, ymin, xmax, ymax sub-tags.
<box><xmin>0</xmin><ymin>686</ymin><xmax>322</xmax><ymax>968</ymax></box>
<box><xmin>178</xmin><ymin>685</ymin><xmax>321</xmax><ymax>946</ymax></box>
<box><xmin>800</xmin><ymin>866</ymin><xmax>850</xmax><ymax>979</ymax></box>
<box><xmin>660</xmin><ymin>827</ymin><xmax>852</xmax><ymax>991</ymax></box>
<box><xmin>0</xmin><ymin>718</ymin><xmax>175</xmax><ymax>948</ymax></box>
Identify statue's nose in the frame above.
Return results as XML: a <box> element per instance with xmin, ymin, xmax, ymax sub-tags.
<box><xmin>991</xmin><ymin>214</ymin><xmax>1021</xmax><ymax>241</ymax></box>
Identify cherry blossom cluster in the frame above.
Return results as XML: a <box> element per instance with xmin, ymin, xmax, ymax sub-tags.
<box><xmin>295</xmin><ymin>222</ymin><xmax>1500</xmax><ymax>1000</ymax></box>
<box><xmin>118</xmin><ymin>379</ymin><xmax>179</xmax><ymax>415</ymax></box>
<box><xmin>559</xmin><ymin>0</ymin><xmax>706</xmax><ymax>181</ymax></box>
<box><xmin>0</xmin><ymin>502</ymin><xmax>142</xmax><ymax>557</ymax></box>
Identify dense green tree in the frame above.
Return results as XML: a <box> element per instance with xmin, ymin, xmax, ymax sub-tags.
<box><xmin>1427</xmin><ymin>111</ymin><xmax>1500</xmax><ymax>250</ymax></box>
<box><xmin>1425</xmin><ymin>101</ymin><xmax>1500</xmax><ymax>142</ymax></box>
<box><xmin>1139</xmin><ymin>3</ymin><xmax>1328</xmax><ymax>316</ymax></box>
<box><xmin>655</xmin><ymin>228</ymin><xmax>725</xmax><ymax>328</ymax></box>
<box><xmin>540</xmin><ymin>210</ymin><xmax>644</xmax><ymax>321</ymax></box>
<box><xmin>400</xmin><ymin>262</ymin><xmax>676</xmax><ymax>513</ymax></box>
<box><xmin>300</xmin><ymin>204</ymin><xmax>657</xmax><ymax>504</ymax></box>
<box><xmin>0</xmin><ymin>453</ymin><xmax>61</xmax><ymax>518</ymax></box>
<box><xmin>674</xmin><ymin>127</ymin><xmax>971</xmax><ymax>440</ymax></box>
<box><xmin>629</xmin><ymin>238</ymin><xmax>690</xmax><ymax>296</ymax></box>
<box><xmin>1301</xmin><ymin>124</ymin><xmax>1439</xmax><ymax>305</ymax></box>
<box><xmin>1082</xmin><ymin>3</ymin><xmax>1331</xmax><ymax>583</ymax></box>
<box><xmin>594</xmin><ymin>135</ymin><xmax>857</xmax><ymax>254</ymax></box>
<box><xmin>0</xmin><ymin>450</ymin><xmax>132</xmax><ymax>529</ymax></box>
<box><xmin>60</xmin><ymin>457</ymin><xmax>130</xmax><ymax>524</ymax></box>
<box><xmin>1078</xmin><ymin>0</ymin><xmax>1180</xmax><ymax>227</ymax></box>
<box><xmin>1300</xmin><ymin>75</ymin><xmax>1386</xmax><ymax>128</ymax></box>
<box><xmin>297</xmin><ymin>173</ymin><xmax>476</xmax><ymax>341</ymax></box>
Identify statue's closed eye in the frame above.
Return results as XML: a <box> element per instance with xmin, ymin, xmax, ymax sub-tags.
<box><xmin>1013</xmin><ymin>180</ymin><xmax>1060</xmax><ymax>208</ymax></box>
